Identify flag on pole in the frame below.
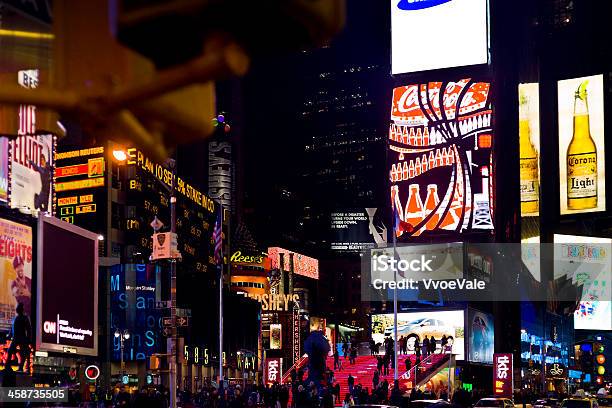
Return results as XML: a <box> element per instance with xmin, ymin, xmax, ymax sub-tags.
<box><xmin>213</xmin><ymin>206</ymin><xmax>223</xmax><ymax>266</ymax></box>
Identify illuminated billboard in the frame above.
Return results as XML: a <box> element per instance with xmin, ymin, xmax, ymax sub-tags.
<box><xmin>391</xmin><ymin>0</ymin><xmax>488</xmax><ymax>75</ymax></box>
<box><xmin>558</xmin><ymin>75</ymin><xmax>606</xmax><ymax>214</ymax></box>
<box><xmin>467</xmin><ymin>308</ymin><xmax>494</xmax><ymax>364</ymax></box>
<box><xmin>389</xmin><ymin>79</ymin><xmax>493</xmax><ymax>239</ymax></box>
<box><xmin>270</xmin><ymin>324</ymin><xmax>282</xmax><ymax>350</ymax></box>
<box><xmin>268</xmin><ymin>247</ymin><xmax>319</xmax><ymax>280</ymax></box>
<box><xmin>371</xmin><ymin>310</ymin><xmax>465</xmax><ymax>360</ymax></box>
<box><xmin>330</xmin><ymin>208</ymin><xmax>387</xmax><ymax>252</ymax></box>
<box><xmin>110</xmin><ymin>264</ymin><xmax>164</xmax><ymax>361</ymax></box>
<box><xmin>519</xmin><ymin>83</ymin><xmax>541</xmax><ymax>217</ymax></box>
<box><xmin>0</xmin><ymin>218</ymin><xmax>33</xmax><ymax>333</ymax></box>
<box><xmin>54</xmin><ymin>147</ymin><xmax>106</xmax><ymax>230</ymax></box>
<box><xmin>553</xmin><ymin>234</ymin><xmax>611</xmax><ymax>330</ymax></box>
<box><xmin>9</xmin><ymin>135</ymin><xmax>55</xmax><ymax>213</ymax></box>
<box><xmin>0</xmin><ymin>138</ymin><xmax>7</xmax><ymax>202</ymax></box>
<box><xmin>37</xmin><ymin>216</ymin><xmax>98</xmax><ymax>356</ymax></box>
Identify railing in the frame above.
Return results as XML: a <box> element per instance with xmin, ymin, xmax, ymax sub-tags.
<box><xmin>400</xmin><ymin>352</ymin><xmax>450</xmax><ymax>387</ymax></box>
<box><xmin>281</xmin><ymin>354</ymin><xmax>309</xmax><ymax>384</ymax></box>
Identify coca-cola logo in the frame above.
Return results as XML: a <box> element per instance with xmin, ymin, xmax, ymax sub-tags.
<box><xmin>397</xmin><ymin>0</ymin><xmax>453</xmax><ymax>11</ymax></box>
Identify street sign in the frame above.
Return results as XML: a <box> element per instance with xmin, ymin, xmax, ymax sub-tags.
<box><xmin>156</xmin><ymin>300</ymin><xmax>171</xmax><ymax>309</ymax></box>
<box><xmin>176</xmin><ymin>316</ymin><xmax>189</xmax><ymax>327</ymax></box>
<box><xmin>162</xmin><ymin>317</ymin><xmax>174</xmax><ymax>327</ymax></box>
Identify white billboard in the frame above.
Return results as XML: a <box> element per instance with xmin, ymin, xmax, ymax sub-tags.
<box><xmin>391</xmin><ymin>0</ymin><xmax>489</xmax><ymax>75</ymax></box>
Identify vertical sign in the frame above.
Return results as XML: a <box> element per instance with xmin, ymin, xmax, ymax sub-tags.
<box><xmin>389</xmin><ymin>79</ymin><xmax>494</xmax><ymax>239</ymax></box>
<box><xmin>208</xmin><ymin>140</ymin><xmax>233</xmax><ymax>212</ymax></box>
<box><xmin>9</xmin><ymin>69</ymin><xmax>55</xmax><ymax>213</ymax></box>
<box><xmin>518</xmin><ymin>83</ymin><xmax>541</xmax><ymax>217</ymax></box>
<box><xmin>269</xmin><ymin>324</ymin><xmax>282</xmax><ymax>350</ymax></box>
<box><xmin>0</xmin><ymin>138</ymin><xmax>8</xmax><ymax>202</ymax></box>
<box><xmin>558</xmin><ymin>74</ymin><xmax>606</xmax><ymax>214</ymax></box>
<box><xmin>264</xmin><ymin>357</ymin><xmax>282</xmax><ymax>385</ymax></box>
<box><xmin>493</xmin><ymin>353</ymin><xmax>513</xmax><ymax>398</ymax></box>
<box><xmin>293</xmin><ymin>305</ymin><xmax>300</xmax><ymax>365</ymax></box>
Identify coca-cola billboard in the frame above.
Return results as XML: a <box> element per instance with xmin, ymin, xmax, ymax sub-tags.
<box><xmin>389</xmin><ymin>79</ymin><xmax>494</xmax><ymax>240</ymax></box>
<box><xmin>391</xmin><ymin>0</ymin><xmax>489</xmax><ymax>74</ymax></box>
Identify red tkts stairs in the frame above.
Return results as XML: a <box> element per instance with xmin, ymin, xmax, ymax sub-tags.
<box><xmin>325</xmin><ymin>353</ymin><xmax>449</xmax><ymax>400</ymax></box>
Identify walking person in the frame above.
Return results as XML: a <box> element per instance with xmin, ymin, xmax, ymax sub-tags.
<box><xmin>429</xmin><ymin>336</ymin><xmax>436</xmax><ymax>355</ymax></box>
<box><xmin>373</xmin><ymin>370</ymin><xmax>380</xmax><ymax>390</ymax></box>
<box><xmin>414</xmin><ymin>337</ymin><xmax>421</xmax><ymax>357</ymax></box>
<box><xmin>422</xmin><ymin>336</ymin><xmax>430</xmax><ymax>358</ymax></box>
<box><xmin>348</xmin><ymin>374</ymin><xmax>355</xmax><ymax>395</ymax></box>
<box><xmin>440</xmin><ymin>335</ymin><xmax>448</xmax><ymax>353</ymax></box>
<box><xmin>334</xmin><ymin>350</ymin><xmax>341</xmax><ymax>370</ymax></box>
<box><xmin>404</xmin><ymin>356</ymin><xmax>412</xmax><ymax>374</ymax></box>
<box><xmin>350</xmin><ymin>346</ymin><xmax>357</xmax><ymax>365</ymax></box>
<box><xmin>342</xmin><ymin>340</ymin><xmax>349</xmax><ymax>359</ymax></box>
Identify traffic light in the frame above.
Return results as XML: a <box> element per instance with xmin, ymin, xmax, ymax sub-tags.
<box><xmin>594</xmin><ymin>342</ymin><xmax>605</xmax><ymax>379</ymax></box>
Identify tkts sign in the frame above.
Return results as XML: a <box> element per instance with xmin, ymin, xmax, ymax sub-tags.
<box><xmin>264</xmin><ymin>358</ymin><xmax>282</xmax><ymax>385</ymax></box>
<box><xmin>389</xmin><ymin>79</ymin><xmax>494</xmax><ymax>240</ymax></box>
<box><xmin>493</xmin><ymin>353</ymin><xmax>513</xmax><ymax>398</ymax></box>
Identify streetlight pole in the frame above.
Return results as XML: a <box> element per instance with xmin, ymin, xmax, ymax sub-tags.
<box><xmin>115</xmin><ymin>330</ymin><xmax>130</xmax><ymax>374</ymax></box>
<box><xmin>169</xmin><ymin>159</ymin><xmax>178</xmax><ymax>408</ymax></box>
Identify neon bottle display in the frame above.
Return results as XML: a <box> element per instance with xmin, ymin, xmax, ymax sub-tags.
<box><xmin>519</xmin><ymin>91</ymin><xmax>539</xmax><ymax>215</ymax></box>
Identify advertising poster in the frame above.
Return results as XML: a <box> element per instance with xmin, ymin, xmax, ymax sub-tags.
<box><xmin>371</xmin><ymin>310</ymin><xmax>465</xmax><ymax>359</ymax></box>
<box><xmin>268</xmin><ymin>247</ymin><xmax>319</xmax><ymax>280</ymax></box>
<box><xmin>391</xmin><ymin>0</ymin><xmax>488</xmax><ymax>74</ymax></box>
<box><xmin>389</xmin><ymin>79</ymin><xmax>494</xmax><ymax>239</ymax></box>
<box><xmin>270</xmin><ymin>324</ymin><xmax>282</xmax><ymax>350</ymax></box>
<box><xmin>518</xmin><ymin>83</ymin><xmax>541</xmax><ymax>217</ymax></box>
<box><xmin>0</xmin><ymin>137</ymin><xmax>8</xmax><ymax>202</ymax></box>
<box><xmin>493</xmin><ymin>353</ymin><xmax>513</xmax><ymax>398</ymax></box>
<box><xmin>37</xmin><ymin>216</ymin><xmax>98</xmax><ymax>356</ymax></box>
<box><xmin>558</xmin><ymin>74</ymin><xmax>606</xmax><ymax>214</ymax></box>
<box><xmin>0</xmin><ymin>219</ymin><xmax>32</xmax><ymax>333</ymax></box>
<box><xmin>468</xmin><ymin>308</ymin><xmax>494</xmax><ymax>364</ymax></box>
<box><xmin>330</xmin><ymin>208</ymin><xmax>387</xmax><ymax>252</ymax></box>
<box><xmin>10</xmin><ymin>135</ymin><xmax>55</xmax><ymax>213</ymax></box>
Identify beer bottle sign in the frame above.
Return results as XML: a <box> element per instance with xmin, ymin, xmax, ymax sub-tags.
<box><xmin>566</xmin><ymin>80</ymin><xmax>597</xmax><ymax>209</ymax></box>
<box><xmin>558</xmin><ymin>74</ymin><xmax>606</xmax><ymax>214</ymax></box>
<box><xmin>518</xmin><ymin>86</ymin><xmax>540</xmax><ymax>216</ymax></box>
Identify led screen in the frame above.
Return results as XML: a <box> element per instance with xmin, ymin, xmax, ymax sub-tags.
<box><xmin>391</xmin><ymin>0</ymin><xmax>488</xmax><ymax>75</ymax></box>
<box><xmin>467</xmin><ymin>308</ymin><xmax>494</xmax><ymax>363</ymax></box>
<box><xmin>37</xmin><ymin>216</ymin><xmax>98</xmax><ymax>355</ymax></box>
<box><xmin>558</xmin><ymin>75</ymin><xmax>606</xmax><ymax>214</ymax></box>
<box><xmin>371</xmin><ymin>310</ymin><xmax>465</xmax><ymax>360</ymax></box>
<box><xmin>389</xmin><ymin>79</ymin><xmax>493</xmax><ymax>239</ymax></box>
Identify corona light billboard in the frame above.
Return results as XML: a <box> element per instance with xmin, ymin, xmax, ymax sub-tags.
<box><xmin>518</xmin><ymin>83</ymin><xmax>541</xmax><ymax>217</ymax></box>
<box><xmin>389</xmin><ymin>79</ymin><xmax>494</xmax><ymax>240</ymax></box>
<box><xmin>558</xmin><ymin>75</ymin><xmax>606</xmax><ymax>214</ymax></box>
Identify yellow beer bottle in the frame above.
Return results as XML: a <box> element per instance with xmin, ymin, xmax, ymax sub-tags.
<box><xmin>519</xmin><ymin>92</ymin><xmax>540</xmax><ymax>215</ymax></box>
<box><xmin>567</xmin><ymin>80</ymin><xmax>597</xmax><ymax>210</ymax></box>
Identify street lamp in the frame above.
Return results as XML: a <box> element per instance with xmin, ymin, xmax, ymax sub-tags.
<box><xmin>113</xmin><ymin>149</ymin><xmax>128</xmax><ymax>162</ymax></box>
<box><xmin>115</xmin><ymin>329</ymin><xmax>130</xmax><ymax>373</ymax></box>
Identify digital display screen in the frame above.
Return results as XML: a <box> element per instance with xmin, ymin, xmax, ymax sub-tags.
<box><xmin>391</xmin><ymin>0</ymin><xmax>488</xmax><ymax>75</ymax></box>
<box><xmin>330</xmin><ymin>208</ymin><xmax>387</xmax><ymax>252</ymax></box>
<box><xmin>110</xmin><ymin>264</ymin><xmax>164</xmax><ymax>361</ymax></box>
<box><xmin>389</xmin><ymin>79</ymin><xmax>494</xmax><ymax>240</ymax></box>
<box><xmin>371</xmin><ymin>310</ymin><xmax>465</xmax><ymax>360</ymax></box>
<box><xmin>54</xmin><ymin>147</ymin><xmax>106</xmax><ymax>232</ymax></box>
<box><xmin>558</xmin><ymin>74</ymin><xmax>606</xmax><ymax>214</ymax></box>
<box><xmin>37</xmin><ymin>217</ymin><xmax>98</xmax><ymax>355</ymax></box>
<box><xmin>467</xmin><ymin>308</ymin><xmax>494</xmax><ymax>364</ymax></box>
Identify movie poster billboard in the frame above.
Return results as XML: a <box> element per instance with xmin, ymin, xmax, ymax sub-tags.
<box><xmin>467</xmin><ymin>308</ymin><xmax>494</xmax><ymax>364</ymax></box>
<box><xmin>371</xmin><ymin>310</ymin><xmax>465</xmax><ymax>360</ymax></box>
<box><xmin>558</xmin><ymin>74</ymin><xmax>606</xmax><ymax>214</ymax></box>
<box><xmin>0</xmin><ymin>138</ymin><xmax>8</xmax><ymax>202</ymax></box>
<box><xmin>519</xmin><ymin>83</ymin><xmax>541</xmax><ymax>217</ymax></box>
<box><xmin>0</xmin><ymin>218</ymin><xmax>32</xmax><ymax>333</ymax></box>
<box><xmin>389</xmin><ymin>79</ymin><xmax>494</xmax><ymax>240</ymax></box>
<box><xmin>391</xmin><ymin>0</ymin><xmax>488</xmax><ymax>75</ymax></box>
<box><xmin>10</xmin><ymin>135</ymin><xmax>55</xmax><ymax>213</ymax></box>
